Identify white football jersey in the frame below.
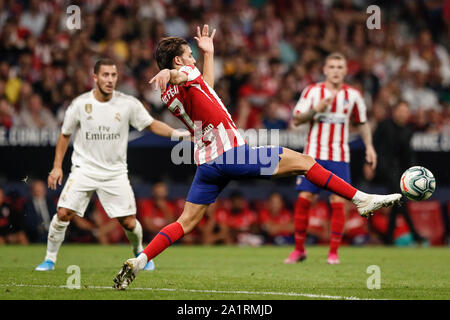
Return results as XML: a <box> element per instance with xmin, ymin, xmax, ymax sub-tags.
<box><xmin>293</xmin><ymin>83</ymin><xmax>367</xmax><ymax>163</ymax></box>
<box><xmin>61</xmin><ymin>90</ymin><xmax>154</xmax><ymax>179</ymax></box>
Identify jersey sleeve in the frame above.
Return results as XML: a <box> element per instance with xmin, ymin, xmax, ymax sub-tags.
<box><xmin>292</xmin><ymin>85</ymin><xmax>314</xmax><ymax>115</ymax></box>
<box><xmin>179</xmin><ymin>65</ymin><xmax>202</xmax><ymax>86</ymax></box>
<box><xmin>61</xmin><ymin>101</ymin><xmax>79</xmax><ymax>135</ymax></box>
<box><xmin>129</xmin><ymin>97</ymin><xmax>154</xmax><ymax>131</ymax></box>
<box><xmin>351</xmin><ymin>90</ymin><xmax>367</xmax><ymax>124</ymax></box>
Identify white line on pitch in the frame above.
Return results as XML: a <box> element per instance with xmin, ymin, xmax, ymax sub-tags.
<box><xmin>0</xmin><ymin>283</ymin><xmax>382</xmax><ymax>300</ymax></box>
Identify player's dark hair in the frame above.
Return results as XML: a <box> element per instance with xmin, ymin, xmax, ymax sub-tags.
<box><xmin>94</xmin><ymin>58</ymin><xmax>116</xmax><ymax>74</ymax></box>
<box><xmin>155</xmin><ymin>37</ymin><xmax>188</xmax><ymax>70</ymax></box>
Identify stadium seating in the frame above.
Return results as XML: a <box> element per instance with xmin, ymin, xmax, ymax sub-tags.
<box><xmin>408</xmin><ymin>201</ymin><xmax>445</xmax><ymax>245</ymax></box>
<box><xmin>307</xmin><ymin>200</ymin><xmax>330</xmax><ymax>244</ymax></box>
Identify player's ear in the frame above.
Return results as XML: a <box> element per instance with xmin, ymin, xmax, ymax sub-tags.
<box><xmin>173</xmin><ymin>55</ymin><xmax>182</xmax><ymax>68</ymax></box>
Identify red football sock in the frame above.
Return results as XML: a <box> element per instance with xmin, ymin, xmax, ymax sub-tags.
<box><xmin>329</xmin><ymin>202</ymin><xmax>345</xmax><ymax>255</ymax></box>
<box><xmin>294</xmin><ymin>197</ymin><xmax>311</xmax><ymax>252</ymax></box>
<box><xmin>142</xmin><ymin>222</ymin><xmax>184</xmax><ymax>260</ymax></box>
<box><xmin>305</xmin><ymin>163</ymin><xmax>357</xmax><ymax>200</ymax></box>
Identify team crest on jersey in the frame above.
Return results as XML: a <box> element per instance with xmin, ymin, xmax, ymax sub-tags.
<box><xmin>85</xmin><ymin>104</ymin><xmax>92</xmax><ymax>113</ymax></box>
<box><xmin>115</xmin><ymin>112</ymin><xmax>121</xmax><ymax>122</ymax></box>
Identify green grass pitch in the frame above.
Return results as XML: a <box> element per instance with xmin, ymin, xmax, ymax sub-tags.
<box><xmin>1</xmin><ymin>244</ymin><xmax>449</xmax><ymax>300</ymax></box>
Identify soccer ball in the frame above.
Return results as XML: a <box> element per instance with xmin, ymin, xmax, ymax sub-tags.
<box><xmin>400</xmin><ymin>166</ymin><xmax>436</xmax><ymax>201</ymax></box>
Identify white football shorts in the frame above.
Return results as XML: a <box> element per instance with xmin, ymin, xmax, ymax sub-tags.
<box><xmin>57</xmin><ymin>169</ymin><xmax>136</xmax><ymax>218</ymax></box>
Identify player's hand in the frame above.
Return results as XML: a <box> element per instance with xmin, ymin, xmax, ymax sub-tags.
<box><xmin>174</xmin><ymin>129</ymin><xmax>191</xmax><ymax>141</ymax></box>
<box><xmin>365</xmin><ymin>145</ymin><xmax>377</xmax><ymax>170</ymax></box>
<box><xmin>48</xmin><ymin>167</ymin><xmax>63</xmax><ymax>190</ymax></box>
<box><xmin>194</xmin><ymin>24</ymin><xmax>216</xmax><ymax>54</ymax></box>
<box><xmin>363</xmin><ymin>163</ymin><xmax>375</xmax><ymax>181</ymax></box>
<box><xmin>314</xmin><ymin>95</ymin><xmax>335</xmax><ymax>113</ymax></box>
<box><xmin>149</xmin><ymin>69</ymin><xmax>171</xmax><ymax>91</ymax></box>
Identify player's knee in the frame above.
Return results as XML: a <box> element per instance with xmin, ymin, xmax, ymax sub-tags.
<box><xmin>300</xmin><ymin>154</ymin><xmax>316</xmax><ymax>170</ymax></box>
<box><xmin>329</xmin><ymin>194</ymin><xmax>346</xmax><ymax>203</ymax></box>
<box><xmin>290</xmin><ymin>152</ymin><xmax>316</xmax><ymax>174</ymax></box>
<box><xmin>118</xmin><ymin>216</ymin><xmax>136</xmax><ymax>231</ymax></box>
<box><xmin>278</xmin><ymin>148</ymin><xmax>315</xmax><ymax>176</ymax></box>
<box><xmin>57</xmin><ymin>208</ymin><xmax>75</xmax><ymax>222</ymax></box>
<box><xmin>299</xmin><ymin>191</ymin><xmax>316</xmax><ymax>202</ymax></box>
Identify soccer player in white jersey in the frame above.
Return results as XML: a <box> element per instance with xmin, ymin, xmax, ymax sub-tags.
<box><xmin>284</xmin><ymin>52</ymin><xmax>377</xmax><ymax>265</ymax></box>
<box><xmin>112</xmin><ymin>26</ymin><xmax>401</xmax><ymax>290</ymax></box>
<box><xmin>35</xmin><ymin>58</ymin><xmax>190</xmax><ymax>271</ymax></box>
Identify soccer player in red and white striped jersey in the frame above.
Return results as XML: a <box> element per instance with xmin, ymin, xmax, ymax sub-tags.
<box><xmin>113</xmin><ymin>29</ymin><xmax>401</xmax><ymax>290</ymax></box>
<box><xmin>161</xmin><ymin>63</ymin><xmax>246</xmax><ymax>164</ymax></box>
<box><xmin>285</xmin><ymin>52</ymin><xmax>377</xmax><ymax>265</ymax></box>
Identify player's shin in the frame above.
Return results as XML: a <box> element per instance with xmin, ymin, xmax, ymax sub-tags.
<box><xmin>294</xmin><ymin>197</ymin><xmax>311</xmax><ymax>252</ymax></box>
<box><xmin>329</xmin><ymin>202</ymin><xmax>345</xmax><ymax>255</ymax></box>
<box><xmin>137</xmin><ymin>222</ymin><xmax>185</xmax><ymax>269</ymax></box>
<box><xmin>124</xmin><ymin>219</ymin><xmax>144</xmax><ymax>256</ymax></box>
<box><xmin>45</xmin><ymin>214</ymin><xmax>70</xmax><ymax>263</ymax></box>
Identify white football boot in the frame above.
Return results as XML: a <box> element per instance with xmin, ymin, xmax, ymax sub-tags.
<box><xmin>113</xmin><ymin>258</ymin><xmax>142</xmax><ymax>290</ymax></box>
<box><xmin>354</xmin><ymin>193</ymin><xmax>402</xmax><ymax>218</ymax></box>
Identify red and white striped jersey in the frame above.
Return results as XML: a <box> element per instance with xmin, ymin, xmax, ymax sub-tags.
<box><xmin>161</xmin><ymin>65</ymin><xmax>246</xmax><ymax>165</ymax></box>
<box><xmin>293</xmin><ymin>82</ymin><xmax>367</xmax><ymax>163</ymax></box>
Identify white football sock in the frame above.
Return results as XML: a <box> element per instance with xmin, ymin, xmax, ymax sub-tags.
<box><xmin>124</xmin><ymin>219</ymin><xmax>144</xmax><ymax>256</ymax></box>
<box><xmin>45</xmin><ymin>214</ymin><xmax>70</xmax><ymax>263</ymax></box>
<box><xmin>136</xmin><ymin>252</ymin><xmax>149</xmax><ymax>270</ymax></box>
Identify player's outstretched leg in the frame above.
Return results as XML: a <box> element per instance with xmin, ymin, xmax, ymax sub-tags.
<box><xmin>35</xmin><ymin>208</ymin><xmax>72</xmax><ymax>271</ymax></box>
<box><xmin>113</xmin><ymin>202</ymin><xmax>208</xmax><ymax>290</ymax></box>
<box><xmin>274</xmin><ymin>148</ymin><xmax>401</xmax><ymax>218</ymax></box>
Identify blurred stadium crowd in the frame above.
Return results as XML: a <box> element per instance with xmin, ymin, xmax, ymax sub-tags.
<box><xmin>0</xmin><ymin>0</ymin><xmax>449</xmax><ymax>133</ymax></box>
<box><xmin>3</xmin><ymin>181</ymin><xmax>429</xmax><ymax>246</ymax></box>
<box><xmin>0</xmin><ymin>0</ymin><xmax>449</xmax><ymax>246</ymax></box>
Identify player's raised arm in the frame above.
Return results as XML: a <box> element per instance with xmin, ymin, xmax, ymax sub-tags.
<box><xmin>48</xmin><ymin>133</ymin><xmax>71</xmax><ymax>190</ymax></box>
<box><xmin>194</xmin><ymin>24</ymin><xmax>216</xmax><ymax>88</ymax></box>
<box><xmin>149</xmin><ymin>69</ymin><xmax>188</xmax><ymax>91</ymax></box>
<box><xmin>358</xmin><ymin>122</ymin><xmax>377</xmax><ymax>170</ymax></box>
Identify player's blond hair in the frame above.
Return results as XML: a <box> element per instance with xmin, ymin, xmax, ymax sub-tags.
<box><xmin>325</xmin><ymin>52</ymin><xmax>346</xmax><ymax>63</ymax></box>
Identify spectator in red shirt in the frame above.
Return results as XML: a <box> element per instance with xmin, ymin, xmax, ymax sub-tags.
<box><xmin>259</xmin><ymin>192</ymin><xmax>294</xmax><ymax>245</ymax></box>
<box><xmin>199</xmin><ymin>202</ymin><xmax>232</xmax><ymax>245</ymax></box>
<box><xmin>91</xmin><ymin>199</ymin><xmax>126</xmax><ymax>244</ymax></box>
<box><xmin>0</xmin><ymin>96</ymin><xmax>16</xmax><ymax>129</ymax></box>
<box><xmin>235</xmin><ymin>70</ymin><xmax>273</xmax><ymax>129</ymax></box>
<box><xmin>138</xmin><ymin>182</ymin><xmax>176</xmax><ymax>242</ymax></box>
<box><xmin>343</xmin><ymin>206</ymin><xmax>369</xmax><ymax>245</ymax></box>
<box><xmin>368</xmin><ymin>208</ymin><xmax>414</xmax><ymax>246</ymax></box>
<box><xmin>0</xmin><ymin>186</ymin><xmax>28</xmax><ymax>244</ymax></box>
<box><xmin>215</xmin><ymin>191</ymin><xmax>262</xmax><ymax>246</ymax></box>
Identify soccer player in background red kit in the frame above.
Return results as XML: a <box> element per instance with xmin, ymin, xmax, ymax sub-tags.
<box><xmin>113</xmin><ymin>26</ymin><xmax>401</xmax><ymax>290</ymax></box>
<box><xmin>285</xmin><ymin>53</ymin><xmax>377</xmax><ymax>265</ymax></box>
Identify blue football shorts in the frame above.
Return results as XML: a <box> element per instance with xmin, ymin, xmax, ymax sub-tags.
<box><xmin>295</xmin><ymin>158</ymin><xmax>351</xmax><ymax>193</ymax></box>
<box><xmin>186</xmin><ymin>144</ymin><xmax>283</xmax><ymax>204</ymax></box>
